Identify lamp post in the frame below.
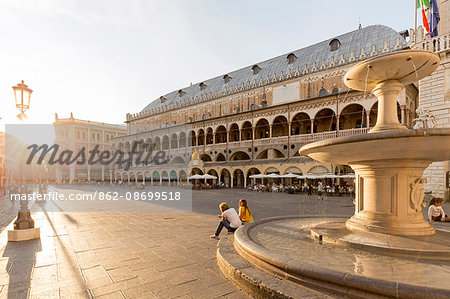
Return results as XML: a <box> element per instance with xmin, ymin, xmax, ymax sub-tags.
<box><xmin>7</xmin><ymin>80</ymin><xmax>40</xmax><ymax>242</ymax></box>
<box><xmin>12</xmin><ymin>80</ymin><xmax>33</xmax><ymax>120</ymax></box>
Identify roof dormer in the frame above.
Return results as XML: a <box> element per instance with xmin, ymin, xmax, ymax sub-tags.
<box><xmin>223</xmin><ymin>74</ymin><xmax>232</xmax><ymax>84</ymax></box>
<box><xmin>287</xmin><ymin>53</ymin><xmax>297</xmax><ymax>64</ymax></box>
<box><xmin>178</xmin><ymin>89</ymin><xmax>186</xmax><ymax>97</ymax></box>
<box><xmin>252</xmin><ymin>64</ymin><xmax>261</xmax><ymax>75</ymax></box>
<box><xmin>199</xmin><ymin>82</ymin><xmax>207</xmax><ymax>90</ymax></box>
<box><xmin>160</xmin><ymin>96</ymin><xmax>167</xmax><ymax>103</ymax></box>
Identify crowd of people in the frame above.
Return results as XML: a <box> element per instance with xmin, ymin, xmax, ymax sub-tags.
<box><xmin>247</xmin><ymin>181</ymin><xmax>354</xmax><ymax>197</ymax></box>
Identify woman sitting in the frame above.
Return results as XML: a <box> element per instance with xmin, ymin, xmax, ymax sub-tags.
<box><xmin>239</xmin><ymin>199</ymin><xmax>253</xmax><ymax>224</ymax></box>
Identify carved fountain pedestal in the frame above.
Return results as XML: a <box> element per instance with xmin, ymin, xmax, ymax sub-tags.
<box><xmin>301</xmin><ymin>50</ymin><xmax>450</xmax><ymax>236</ymax></box>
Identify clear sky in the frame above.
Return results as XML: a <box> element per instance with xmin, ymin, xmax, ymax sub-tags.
<box><xmin>0</xmin><ymin>0</ymin><xmax>418</xmax><ymax>127</ymax></box>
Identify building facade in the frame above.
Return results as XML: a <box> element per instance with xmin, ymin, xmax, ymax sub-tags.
<box><xmin>111</xmin><ymin>25</ymin><xmax>424</xmax><ymax>189</ymax></box>
<box><xmin>414</xmin><ymin>0</ymin><xmax>450</xmax><ymax>199</ymax></box>
<box><xmin>53</xmin><ymin>113</ymin><xmax>127</xmax><ymax>183</ymax></box>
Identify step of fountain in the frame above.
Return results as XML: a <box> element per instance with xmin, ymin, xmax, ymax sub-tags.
<box><xmin>218</xmin><ymin>216</ymin><xmax>450</xmax><ymax>299</ymax></box>
<box><xmin>217</xmin><ymin>235</ymin><xmax>338</xmax><ymax>299</ymax></box>
<box><xmin>311</xmin><ymin>222</ymin><xmax>450</xmax><ymax>259</ymax></box>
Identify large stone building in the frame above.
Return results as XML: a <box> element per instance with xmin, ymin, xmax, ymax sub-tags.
<box><xmin>53</xmin><ymin>113</ymin><xmax>127</xmax><ymax>182</ymax></box>
<box><xmin>413</xmin><ymin>0</ymin><xmax>450</xmax><ymax>199</ymax></box>
<box><xmin>111</xmin><ymin>24</ymin><xmax>423</xmax><ymax>188</ymax></box>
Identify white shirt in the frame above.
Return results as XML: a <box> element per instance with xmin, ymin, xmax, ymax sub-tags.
<box><xmin>222</xmin><ymin>208</ymin><xmax>242</xmax><ymax>228</ymax></box>
<box><xmin>318</xmin><ymin>183</ymin><xmax>323</xmax><ymax>192</ymax></box>
<box><xmin>428</xmin><ymin>205</ymin><xmax>446</xmax><ymax>221</ymax></box>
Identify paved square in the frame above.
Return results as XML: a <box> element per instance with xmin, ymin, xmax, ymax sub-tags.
<box><xmin>0</xmin><ymin>186</ymin><xmax>382</xmax><ymax>298</ymax></box>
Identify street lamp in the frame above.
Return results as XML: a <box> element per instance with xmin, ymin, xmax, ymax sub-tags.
<box><xmin>12</xmin><ymin>80</ymin><xmax>33</xmax><ymax>120</ymax></box>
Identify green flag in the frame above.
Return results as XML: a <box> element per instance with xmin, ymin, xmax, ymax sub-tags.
<box><xmin>417</xmin><ymin>0</ymin><xmax>430</xmax><ymax>9</ymax></box>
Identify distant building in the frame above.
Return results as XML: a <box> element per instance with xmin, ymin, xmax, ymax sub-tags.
<box><xmin>53</xmin><ymin>113</ymin><xmax>127</xmax><ymax>182</ymax></box>
<box><xmin>413</xmin><ymin>0</ymin><xmax>450</xmax><ymax>199</ymax></box>
<box><xmin>111</xmin><ymin>25</ymin><xmax>418</xmax><ymax>188</ymax></box>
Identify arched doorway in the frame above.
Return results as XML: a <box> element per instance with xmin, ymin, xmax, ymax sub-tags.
<box><xmin>246</xmin><ymin>167</ymin><xmax>261</xmax><ymax>185</ymax></box>
<box><xmin>255</xmin><ymin>119</ymin><xmax>269</xmax><ymax>139</ymax></box>
<box><xmin>233</xmin><ymin>169</ymin><xmax>245</xmax><ymax>188</ymax></box>
<box><xmin>206</xmin><ymin>128</ymin><xmax>214</xmax><ymax>145</ymax></box>
<box><xmin>291</xmin><ymin>112</ymin><xmax>311</xmax><ymax>135</ymax></box>
<box><xmin>314</xmin><ymin>109</ymin><xmax>336</xmax><ymax>133</ymax></box>
<box><xmin>215</xmin><ymin>126</ymin><xmax>227</xmax><ymax>144</ymax></box>
<box><xmin>170</xmin><ymin>170</ymin><xmax>178</xmax><ymax>185</ymax></box>
<box><xmin>229</xmin><ymin>123</ymin><xmax>240</xmax><ymax>142</ymax></box>
<box><xmin>241</xmin><ymin>121</ymin><xmax>253</xmax><ymax>141</ymax></box>
<box><xmin>207</xmin><ymin>169</ymin><xmax>218</xmax><ymax>186</ymax></box>
<box><xmin>153</xmin><ymin>171</ymin><xmax>160</xmax><ymax>185</ymax></box>
<box><xmin>272</xmin><ymin>116</ymin><xmax>289</xmax><ymax>137</ymax></box>
<box><xmin>339</xmin><ymin>104</ymin><xmax>366</xmax><ymax>130</ymax></box>
<box><xmin>220</xmin><ymin>169</ymin><xmax>231</xmax><ymax>188</ymax></box>
<box><xmin>198</xmin><ymin>129</ymin><xmax>205</xmax><ymax>146</ymax></box>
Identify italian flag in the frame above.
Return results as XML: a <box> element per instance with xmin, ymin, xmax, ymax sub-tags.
<box><xmin>417</xmin><ymin>0</ymin><xmax>431</xmax><ymax>33</ymax></box>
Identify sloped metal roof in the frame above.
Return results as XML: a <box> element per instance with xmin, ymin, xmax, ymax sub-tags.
<box><xmin>141</xmin><ymin>25</ymin><xmax>406</xmax><ymax>113</ymax></box>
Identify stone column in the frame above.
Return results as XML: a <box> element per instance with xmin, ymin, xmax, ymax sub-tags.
<box><xmin>231</xmin><ymin>175</ymin><xmax>234</xmax><ymax>188</ymax></box>
<box><xmin>366</xmin><ymin>113</ymin><xmax>370</xmax><ymax>128</ymax></box>
<box><xmin>244</xmin><ymin>175</ymin><xmax>247</xmax><ymax>188</ymax></box>
<box><xmin>269</xmin><ymin>125</ymin><xmax>273</xmax><ymax>138</ymax></box>
<box><xmin>336</xmin><ymin>114</ymin><xmax>340</xmax><ymax>132</ymax></box>
<box><xmin>400</xmin><ymin>105</ymin><xmax>406</xmax><ymax>125</ymax></box>
<box><xmin>347</xmin><ymin>160</ymin><xmax>434</xmax><ymax>235</ymax></box>
<box><xmin>370</xmin><ymin>80</ymin><xmax>407</xmax><ymax>132</ymax></box>
<box><xmin>310</xmin><ymin>119</ymin><xmax>314</xmax><ymax>134</ymax></box>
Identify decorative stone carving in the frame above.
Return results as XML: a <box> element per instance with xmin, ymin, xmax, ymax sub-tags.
<box><xmin>413</xmin><ymin>107</ymin><xmax>437</xmax><ymax>129</ymax></box>
<box><xmin>409</xmin><ymin>177</ymin><xmax>427</xmax><ymax>212</ymax></box>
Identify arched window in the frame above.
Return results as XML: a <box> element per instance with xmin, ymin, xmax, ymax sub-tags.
<box><xmin>250</xmin><ymin>104</ymin><xmax>257</xmax><ymax>111</ymax></box>
<box><xmin>319</xmin><ymin>88</ymin><xmax>329</xmax><ymax>97</ymax></box>
<box><xmin>261</xmin><ymin>101</ymin><xmax>267</xmax><ymax>108</ymax></box>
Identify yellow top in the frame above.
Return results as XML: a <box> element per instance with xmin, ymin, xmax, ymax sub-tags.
<box><xmin>239</xmin><ymin>206</ymin><xmax>253</xmax><ymax>223</ymax></box>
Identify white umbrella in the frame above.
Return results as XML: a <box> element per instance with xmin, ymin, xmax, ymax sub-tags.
<box><xmin>249</xmin><ymin>174</ymin><xmax>264</xmax><ymax>179</ymax></box>
<box><xmin>188</xmin><ymin>174</ymin><xmax>204</xmax><ymax>180</ymax></box>
<box><xmin>279</xmin><ymin>173</ymin><xmax>301</xmax><ymax>178</ymax></box>
<box><xmin>265</xmin><ymin>173</ymin><xmax>280</xmax><ymax>178</ymax></box>
<box><xmin>203</xmin><ymin>174</ymin><xmax>217</xmax><ymax>179</ymax></box>
<box><xmin>340</xmin><ymin>174</ymin><xmax>356</xmax><ymax>178</ymax></box>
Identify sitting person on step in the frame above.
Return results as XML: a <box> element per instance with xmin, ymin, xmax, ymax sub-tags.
<box><xmin>210</xmin><ymin>202</ymin><xmax>241</xmax><ymax>239</ymax></box>
<box><xmin>239</xmin><ymin>199</ymin><xmax>253</xmax><ymax>224</ymax></box>
<box><xmin>428</xmin><ymin>197</ymin><xmax>450</xmax><ymax>222</ymax></box>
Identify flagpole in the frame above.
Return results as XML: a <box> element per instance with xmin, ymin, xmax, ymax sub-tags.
<box><xmin>414</xmin><ymin>0</ymin><xmax>417</xmax><ymax>42</ymax></box>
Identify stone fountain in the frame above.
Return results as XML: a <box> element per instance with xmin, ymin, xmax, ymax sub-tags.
<box><xmin>217</xmin><ymin>50</ymin><xmax>450</xmax><ymax>298</ymax></box>
<box><xmin>300</xmin><ymin>49</ymin><xmax>450</xmax><ymax>236</ymax></box>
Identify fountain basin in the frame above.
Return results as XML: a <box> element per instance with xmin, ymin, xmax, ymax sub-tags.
<box><xmin>300</xmin><ymin>128</ymin><xmax>450</xmax><ymax>236</ymax></box>
<box><xmin>300</xmin><ymin>128</ymin><xmax>450</xmax><ymax>165</ymax></box>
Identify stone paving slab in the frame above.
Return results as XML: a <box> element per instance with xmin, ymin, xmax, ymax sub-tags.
<box><xmin>0</xmin><ymin>189</ymin><xmax>255</xmax><ymax>298</ymax></box>
<box><xmin>1</xmin><ymin>185</ymin><xmax>413</xmax><ymax>298</ymax></box>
